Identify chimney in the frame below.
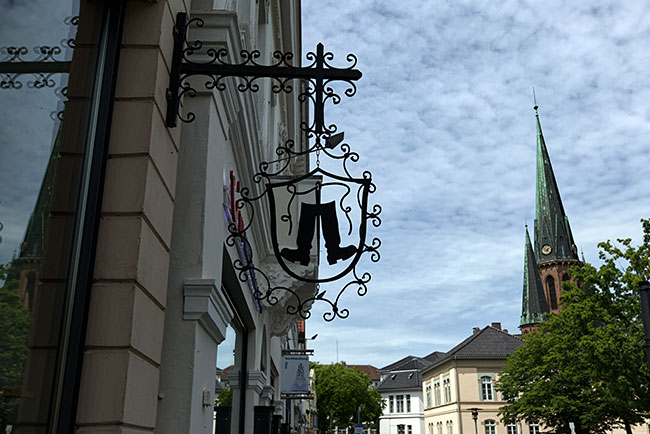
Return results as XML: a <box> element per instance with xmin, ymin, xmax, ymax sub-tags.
<box><xmin>504</xmin><ymin>329</ymin><xmax>509</xmax><ymax>334</ymax></box>
<box><xmin>472</xmin><ymin>327</ymin><xmax>480</xmax><ymax>335</ymax></box>
<box><xmin>491</xmin><ymin>322</ymin><xmax>502</xmax><ymax>330</ymax></box>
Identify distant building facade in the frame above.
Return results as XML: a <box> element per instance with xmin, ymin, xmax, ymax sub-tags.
<box><xmin>421</xmin><ymin>325</ymin><xmax>528</xmax><ymax>434</ymax></box>
<box><xmin>378</xmin><ymin>353</ymin><xmax>444</xmax><ymax>434</ymax></box>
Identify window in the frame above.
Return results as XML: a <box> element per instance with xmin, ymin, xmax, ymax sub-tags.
<box><xmin>396</xmin><ymin>395</ymin><xmax>404</xmax><ymax>412</ymax></box>
<box><xmin>438</xmin><ymin>422</ymin><xmax>443</xmax><ymax>434</ymax></box>
<box><xmin>507</xmin><ymin>423</ymin><xmax>517</xmax><ymax>434</ymax></box>
<box><xmin>434</xmin><ymin>380</ymin><xmax>441</xmax><ymax>405</ymax></box>
<box><xmin>398</xmin><ymin>425</ymin><xmax>405</xmax><ymax>434</ymax></box>
<box><xmin>547</xmin><ymin>276</ymin><xmax>558</xmax><ymax>309</ymax></box>
<box><xmin>485</xmin><ymin>420</ymin><xmax>496</xmax><ymax>434</ymax></box>
<box><xmin>426</xmin><ymin>383</ymin><xmax>432</xmax><ymax>408</ymax></box>
<box><xmin>389</xmin><ymin>395</ymin><xmax>394</xmax><ymax>413</ymax></box>
<box><xmin>443</xmin><ymin>377</ymin><xmax>451</xmax><ymax>403</ymax></box>
<box><xmin>406</xmin><ymin>394</ymin><xmax>411</xmax><ymax>412</ymax></box>
<box><xmin>481</xmin><ymin>376</ymin><xmax>494</xmax><ymax>400</ymax></box>
<box><xmin>529</xmin><ymin>422</ymin><xmax>540</xmax><ymax>434</ymax></box>
<box><xmin>0</xmin><ymin>2</ymin><xmax>125</xmax><ymax>432</ymax></box>
<box><xmin>408</xmin><ymin>426</ymin><xmax>413</xmax><ymax>434</ymax></box>
<box><xmin>429</xmin><ymin>423</ymin><xmax>434</xmax><ymax>434</ymax></box>
<box><xmin>447</xmin><ymin>421</ymin><xmax>454</xmax><ymax>434</ymax></box>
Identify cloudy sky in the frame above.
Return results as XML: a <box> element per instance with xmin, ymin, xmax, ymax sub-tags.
<box><xmin>300</xmin><ymin>0</ymin><xmax>650</xmax><ymax>368</ymax></box>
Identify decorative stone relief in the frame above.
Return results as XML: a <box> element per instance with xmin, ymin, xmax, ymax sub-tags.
<box><xmin>260</xmin><ymin>255</ymin><xmax>317</xmax><ymax>337</ymax></box>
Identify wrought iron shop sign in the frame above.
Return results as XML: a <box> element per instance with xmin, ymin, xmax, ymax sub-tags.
<box><xmin>166</xmin><ymin>13</ymin><xmax>381</xmax><ymax>321</ymax></box>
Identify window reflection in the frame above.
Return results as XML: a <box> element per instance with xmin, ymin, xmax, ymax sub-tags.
<box><xmin>0</xmin><ymin>0</ymin><xmax>106</xmax><ymax>430</ymax></box>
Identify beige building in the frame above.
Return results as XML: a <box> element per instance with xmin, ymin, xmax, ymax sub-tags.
<box><xmin>421</xmin><ymin>325</ymin><xmax>649</xmax><ymax>434</ymax></box>
<box><xmin>421</xmin><ymin>325</ymin><xmax>531</xmax><ymax>434</ymax></box>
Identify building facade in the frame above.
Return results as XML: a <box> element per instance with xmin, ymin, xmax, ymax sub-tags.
<box><xmin>0</xmin><ymin>1</ymin><xmax>321</xmax><ymax>433</ymax></box>
<box><xmin>421</xmin><ymin>325</ymin><xmax>528</xmax><ymax>434</ymax></box>
<box><xmin>377</xmin><ymin>354</ymin><xmax>444</xmax><ymax>434</ymax></box>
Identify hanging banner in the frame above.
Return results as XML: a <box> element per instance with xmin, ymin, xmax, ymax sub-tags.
<box><xmin>281</xmin><ymin>354</ymin><xmax>310</xmax><ymax>395</ymax></box>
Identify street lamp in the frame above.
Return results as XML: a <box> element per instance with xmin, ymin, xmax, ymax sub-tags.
<box><xmin>467</xmin><ymin>408</ymin><xmax>481</xmax><ymax>434</ymax></box>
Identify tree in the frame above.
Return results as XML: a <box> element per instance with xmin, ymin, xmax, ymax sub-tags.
<box><xmin>0</xmin><ymin>262</ymin><xmax>31</xmax><ymax>430</ymax></box>
<box><xmin>215</xmin><ymin>384</ymin><xmax>232</xmax><ymax>407</ymax></box>
<box><xmin>312</xmin><ymin>362</ymin><xmax>384</xmax><ymax>433</ymax></box>
<box><xmin>497</xmin><ymin>218</ymin><xmax>650</xmax><ymax>434</ymax></box>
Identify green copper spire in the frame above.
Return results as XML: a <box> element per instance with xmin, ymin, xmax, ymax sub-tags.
<box><xmin>533</xmin><ymin>106</ymin><xmax>578</xmax><ymax>263</ymax></box>
<box><xmin>520</xmin><ymin>226</ymin><xmax>549</xmax><ymax>328</ymax></box>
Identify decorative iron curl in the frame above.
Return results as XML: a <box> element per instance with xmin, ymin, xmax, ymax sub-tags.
<box><xmin>176</xmin><ymin>82</ymin><xmax>197</xmax><ymax>123</ymax></box>
<box><xmin>181</xmin><ymin>17</ymin><xmax>205</xmax><ymax>62</ymax></box>
<box><xmin>364</xmin><ymin>238</ymin><xmax>381</xmax><ymax>263</ymax></box>
<box><xmin>1</xmin><ymin>74</ymin><xmax>22</xmax><ymax>89</ymax></box>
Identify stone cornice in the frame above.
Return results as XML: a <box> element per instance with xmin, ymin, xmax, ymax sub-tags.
<box><xmin>247</xmin><ymin>370</ymin><xmax>267</xmax><ymax>394</ymax></box>
<box><xmin>183</xmin><ymin>279</ymin><xmax>234</xmax><ymax>343</ymax></box>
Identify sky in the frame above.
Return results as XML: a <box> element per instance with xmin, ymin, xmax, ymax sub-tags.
<box><xmin>299</xmin><ymin>0</ymin><xmax>650</xmax><ymax>368</ymax></box>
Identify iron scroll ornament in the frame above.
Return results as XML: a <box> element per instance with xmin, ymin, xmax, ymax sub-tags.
<box><xmin>166</xmin><ymin>13</ymin><xmax>381</xmax><ymax>320</ymax></box>
<box><xmin>226</xmin><ymin>141</ymin><xmax>382</xmax><ymax>322</ymax></box>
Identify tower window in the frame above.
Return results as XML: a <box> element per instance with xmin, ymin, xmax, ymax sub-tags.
<box><xmin>547</xmin><ymin>276</ymin><xmax>558</xmax><ymax>310</ymax></box>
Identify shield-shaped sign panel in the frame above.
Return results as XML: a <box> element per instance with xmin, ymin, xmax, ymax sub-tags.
<box><xmin>268</xmin><ymin>167</ymin><xmax>371</xmax><ymax>284</ymax></box>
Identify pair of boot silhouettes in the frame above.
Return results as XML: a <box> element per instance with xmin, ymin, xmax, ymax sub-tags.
<box><xmin>280</xmin><ymin>201</ymin><xmax>357</xmax><ymax>266</ymax></box>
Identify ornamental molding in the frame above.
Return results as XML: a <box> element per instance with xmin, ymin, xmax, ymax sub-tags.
<box><xmin>183</xmin><ymin>279</ymin><xmax>234</xmax><ymax>343</ymax></box>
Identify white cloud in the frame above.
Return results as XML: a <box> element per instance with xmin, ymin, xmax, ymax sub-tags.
<box><xmin>302</xmin><ymin>0</ymin><xmax>650</xmax><ymax>368</ymax></box>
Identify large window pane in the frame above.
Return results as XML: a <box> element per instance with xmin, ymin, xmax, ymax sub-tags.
<box><xmin>0</xmin><ymin>1</ymin><xmax>106</xmax><ymax>431</ymax></box>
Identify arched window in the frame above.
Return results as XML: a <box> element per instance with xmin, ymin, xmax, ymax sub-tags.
<box><xmin>438</xmin><ymin>422</ymin><xmax>443</xmax><ymax>434</ymax></box>
<box><xmin>485</xmin><ymin>420</ymin><xmax>496</xmax><ymax>434</ymax></box>
<box><xmin>547</xmin><ymin>276</ymin><xmax>558</xmax><ymax>310</ymax></box>
<box><xmin>447</xmin><ymin>420</ymin><xmax>453</xmax><ymax>434</ymax></box>
<box><xmin>480</xmin><ymin>376</ymin><xmax>493</xmax><ymax>400</ymax></box>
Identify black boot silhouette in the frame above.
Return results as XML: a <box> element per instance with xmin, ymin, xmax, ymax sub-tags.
<box><xmin>280</xmin><ymin>202</ymin><xmax>317</xmax><ymax>266</ymax></box>
<box><xmin>320</xmin><ymin>201</ymin><xmax>357</xmax><ymax>265</ymax></box>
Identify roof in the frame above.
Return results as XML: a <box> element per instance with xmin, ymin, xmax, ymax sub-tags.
<box><xmin>422</xmin><ymin>326</ymin><xmax>525</xmax><ymax>375</ymax></box>
<box><xmin>380</xmin><ymin>355</ymin><xmax>417</xmax><ymax>372</ymax></box>
<box><xmin>377</xmin><ymin>353</ymin><xmax>445</xmax><ymax>391</ymax></box>
<box><xmin>347</xmin><ymin>364</ymin><xmax>380</xmax><ymax>381</ymax></box>
<box><xmin>377</xmin><ymin>369</ymin><xmax>423</xmax><ymax>391</ymax></box>
<box><xmin>533</xmin><ymin>107</ymin><xmax>579</xmax><ymax>263</ymax></box>
<box><xmin>520</xmin><ymin>227</ymin><xmax>549</xmax><ymax>327</ymax></box>
<box><xmin>423</xmin><ymin>351</ymin><xmax>446</xmax><ymax>364</ymax></box>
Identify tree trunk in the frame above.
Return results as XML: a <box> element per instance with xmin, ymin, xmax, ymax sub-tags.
<box><xmin>624</xmin><ymin>421</ymin><xmax>633</xmax><ymax>434</ymax></box>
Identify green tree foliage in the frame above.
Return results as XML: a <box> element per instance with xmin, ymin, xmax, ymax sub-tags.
<box><xmin>497</xmin><ymin>218</ymin><xmax>650</xmax><ymax>434</ymax></box>
<box><xmin>0</xmin><ymin>262</ymin><xmax>32</xmax><ymax>429</ymax></box>
<box><xmin>215</xmin><ymin>383</ymin><xmax>232</xmax><ymax>407</ymax></box>
<box><xmin>313</xmin><ymin>362</ymin><xmax>384</xmax><ymax>433</ymax></box>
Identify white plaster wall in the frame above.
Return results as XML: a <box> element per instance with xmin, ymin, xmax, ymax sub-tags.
<box><xmin>380</xmin><ymin>388</ymin><xmax>426</xmax><ymax>434</ymax></box>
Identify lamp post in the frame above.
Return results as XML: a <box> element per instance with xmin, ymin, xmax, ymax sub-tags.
<box><xmin>468</xmin><ymin>408</ymin><xmax>481</xmax><ymax>434</ymax></box>
<box><xmin>639</xmin><ymin>281</ymin><xmax>650</xmax><ymax>373</ymax></box>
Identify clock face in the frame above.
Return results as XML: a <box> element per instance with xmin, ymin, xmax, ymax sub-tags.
<box><xmin>542</xmin><ymin>244</ymin><xmax>552</xmax><ymax>255</ymax></box>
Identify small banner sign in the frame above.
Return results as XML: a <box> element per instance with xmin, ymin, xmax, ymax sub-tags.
<box><xmin>281</xmin><ymin>354</ymin><xmax>310</xmax><ymax>395</ymax></box>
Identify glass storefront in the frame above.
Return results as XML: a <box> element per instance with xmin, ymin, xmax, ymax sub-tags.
<box><xmin>0</xmin><ymin>1</ymin><xmax>123</xmax><ymax>431</ymax></box>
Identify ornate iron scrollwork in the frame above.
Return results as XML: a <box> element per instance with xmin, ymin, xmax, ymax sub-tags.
<box><xmin>166</xmin><ymin>12</ymin><xmax>380</xmax><ymax>321</ymax></box>
<box><xmin>0</xmin><ymin>16</ymin><xmax>77</xmax><ymax>90</ymax></box>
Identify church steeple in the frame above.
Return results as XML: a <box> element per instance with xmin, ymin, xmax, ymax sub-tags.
<box><xmin>520</xmin><ymin>226</ymin><xmax>549</xmax><ymax>332</ymax></box>
<box><xmin>533</xmin><ymin>106</ymin><xmax>578</xmax><ymax>263</ymax></box>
